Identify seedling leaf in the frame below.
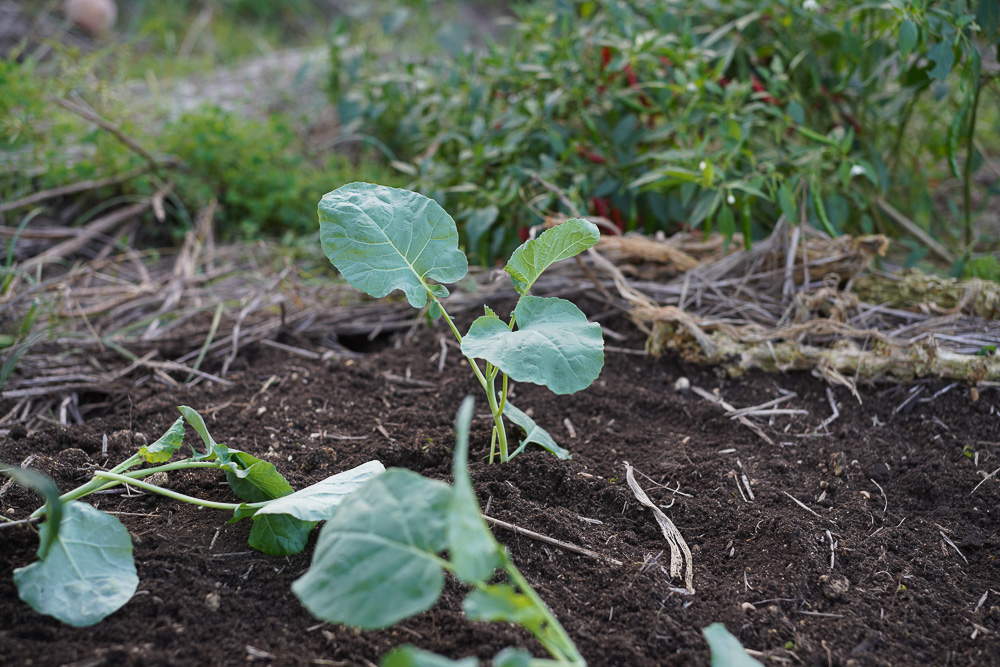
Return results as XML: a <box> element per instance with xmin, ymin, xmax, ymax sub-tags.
<box><xmin>138</xmin><ymin>416</ymin><xmax>185</xmax><ymax>463</ymax></box>
<box><xmin>224</xmin><ymin>451</ymin><xmax>294</xmax><ymax>503</ymax></box>
<box><xmin>462</xmin><ymin>296</ymin><xmax>604</xmax><ymax>395</ymax></box>
<box><xmin>14</xmin><ymin>501</ymin><xmax>137</xmax><ymax>627</ymax></box>
<box><xmin>178</xmin><ymin>405</ymin><xmax>220</xmax><ymax>459</ymax></box>
<box><xmin>254</xmin><ymin>460</ymin><xmax>386</xmax><ymax>521</ymax></box>
<box><xmin>292</xmin><ymin>469</ymin><xmax>451</xmax><ymax>628</ymax></box>
<box><xmin>505</xmin><ymin>218</ymin><xmax>600</xmax><ymax>295</ymax></box>
<box><xmin>492</xmin><ymin>648</ymin><xmax>533</xmax><ymax>667</ymax></box>
<box><xmin>248</xmin><ymin>514</ymin><xmax>317</xmax><ymax>556</ymax></box>
<box><xmin>318</xmin><ymin>182</ymin><xmax>468</xmax><ymax>308</ymax></box>
<box><xmin>703</xmin><ymin>623</ymin><xmax>764</xmax><ymax>667</ymax></box>
<box><xmin>381</xmin><ymin>646</ymin><xmax>478</xmax><ymax>667</ymax></box>
<box><xmin>502</xmin><ymin>402</ymin><xmax>570</xmax><ymax>459</ymax></box>
<box><xmin>0</xmin><ymin>464</ymin><xmax>62</xmax><ymax>559</ymax></box>
<box><xmin>446</xmin><ymin>397</ymin><xmax>501</xmax><ymax>583</ymax></box>
<box><xmin>464</xmin><ymin>584</ymin><xmax>546</xmax><ymax>629</ymax></box>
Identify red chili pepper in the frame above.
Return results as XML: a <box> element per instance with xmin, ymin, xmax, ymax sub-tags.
<box><xmin>751</xmin><ymin>76</ymin><xmax>779</xmax><ymax>106</ymax></box>
<box><xmin>610</xmin><ymin>206</ymin><xmax>625</xmax><ymax>231</ymax></box>
<box><xmin>577</xmin><ymin>145</ymin><xmax>606</xmax><ymax>164</ymax></box>
<box><xmin>518</xmin><ymin>227</ymin><xmax>530</xmax><ymax>242</ymax></box>
<box><xmin>601</xmin><ymin>46</ymin><xmax>612</xmax><ymax>71</ymax></box>
<box><xmin>590</xmin><ymin>197</ymin><xmax>610</xmax><ymax>219</ymax></box>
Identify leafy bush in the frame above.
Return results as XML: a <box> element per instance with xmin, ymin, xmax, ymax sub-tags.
<box><xmin>327</xmin><ymin>0</ymin><xmax>999</xmax><ymax>265</ymax></box>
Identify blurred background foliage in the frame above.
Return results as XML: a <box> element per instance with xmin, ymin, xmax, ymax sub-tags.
<box><xmin>0</xmin><ymin>0</ymin><xmax>997</xmax><ymax>276</ymax></box>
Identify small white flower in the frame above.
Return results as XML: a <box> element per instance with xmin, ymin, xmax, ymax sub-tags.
<box><xmin>849</xmin><ymin>165</ymin><xmax>866</xmax><ymax>178</ymax></box>
<box><xmin>686</xmin><ymin>82</ymin><xmax>697</xmax><ymax>93</ymax></box>
<box><xmin>727</xmin><ymin>194</ymin><xmax>736</xmax><ymax>205</ymax></box>
<box><xmin>803</xmin><ymin>0</ymin><xmax>819</xmax><ymax>11</ymax></box>
<box><xmin>699</xmin><ymin>161</ymin><xmax>707</xmax><ymax>171</ymax></box>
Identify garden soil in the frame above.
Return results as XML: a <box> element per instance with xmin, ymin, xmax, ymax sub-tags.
<box><xmin>2</xmin><ymin>306</ymin><xmax>999</xmax><ymax>666</ymax></box>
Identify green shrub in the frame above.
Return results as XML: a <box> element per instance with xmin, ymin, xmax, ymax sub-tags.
<box><xmin>327</xmin><ymin>0</ymin><xmax>999</xmax><ymax>265</ymax></box>
<box><xmin>160</xmin><ymin>106</ymin><xmax>402</xmax><ymax>238</ymax></box>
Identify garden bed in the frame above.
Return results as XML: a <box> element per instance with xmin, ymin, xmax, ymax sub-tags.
<box><xmin>2</xmin><ymin>308</ymin><xmax>998</xmax><ymax>666</ymax></box>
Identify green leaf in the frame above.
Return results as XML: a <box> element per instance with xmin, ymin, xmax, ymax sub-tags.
<box><xmin>138</xmin><ymin>416</ymin><xmax>186</xmax><ymax>463</ymax></box>
<box><xmin>253</xmin><ymin>460</ymin><xmax>386</xmax><ymax>522</ymax></box>
<box><xmin>947</xmin><ymin>97</ymin><xmax>971</xmax><ymax>180</ymax></box>
<box><xmin>978</xmin><ymin>0</ymin><xmax>999</xmax><ymax>40</ymax></box>
<box><xmin>447</xmin><ymin>397</ymin><xmax>501</xmax><ymax>583</ymax></box>
<box><xmin>777</xmin><ymin>182</ymin><xmax>797</xmax><ymax>222</ymax></box>
<box><xmin>248</xmin><ymin>514</ymin><xmax>317</xmax><ymax>556</ymax></box>
<box><xmin>178</xmin><ymin>405</ymin><xmax>220</xmax><ymax>458</ymax></box>
<box><xmin>292</xmin><ymin>469</ymin><xmax>451</xmax><ymax>628</ymax></box>
<box><xmin>465</xmin><ymin>206</ymin><xmax>499</xmax><ymax>252</ymax></box>
<box><xmin>898</xmin><ymin>20</ymin><xmax>918</xmax><ymax>58</ymax></box>
<box><xmin>927</xmin><ymin>41</ymin><xmax>955</xmax><ymax>81</ymax></box>
<box><xmin>717</xmin><ymin>205</ymin><xmax>735</xmax><ymax>243</ymax></box>
<box><xmin>14</xmin><ymin>501</ymin><xmax>137</xmax><ymax>627</ymax></box>
<box><xmin>703</xmin><ymin>623</ymin><xmax>764</xmax><ymax>667</ymax></box>
<box><xmin>492</xmin><ymin>648</ymin><xmax>533</xmax><ymax>667</ymax></box>
<box><xmin>0</xmin><ymin>464</ymin><xmax>62</xmax><ymax>559</ymax></box>
<box><xmin>502</xmin><ymin>402</ymin><xmax>570</xmax><ymax>459</ymax></box>
<box><xmin>461</xmin><ymin>296</ymin><xmax>604</xmax><ymax>395</ymax></box>
<box><xmin>463</xmin><ymin>584</ymin><xmax>547</xmax><ymax>635</ymax></box>
<box><xmin>504</xmin><ymin>218</ymin><xmax>600</xmax><ymax>295</ymax></box>
<box><xmin>318</xmin><ymin>183</ymin><xmax>469</xmax><ymax>308</ymax></box>
<box><xmin>224</xmin><ymin>451</ymin><xmax>294</xmax><ymax>503</ymax></box>
<box><xmin>381</xmin><ymin>646</ymin><xmax>478</xmax><ymax>667</ymax></box>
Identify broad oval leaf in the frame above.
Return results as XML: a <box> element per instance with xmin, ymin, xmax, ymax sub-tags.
<box><xmin>139</xmin><ymin>416</ymin><xmax>185</xmax><ymax>463</ymax></box>
<box><xmin>292</xmin><ymin>468</ymin><xmax>451</xmax><ymax>628</ymax></box>
<box><xmin>255</xmin><ymin>460</ymin><xmax>386</xmax><ymax>521</ymax></box>
<box><xmin>224</xmin><ymin>451</ymin><xmax>294</xmax><ymax>503</ymax></box>
<box><xmin>505</xmin><ymin>218</ymin><xmax>599</xmax><ymax>295</ymax></box>
<box><xmin>446</xmin><ymin>397</ymin><xmax>501</xmax><ymax>583</ymax></box>
<box><xmin>381</xmin><ymin>646</ymin><xmax>479</xmax><ymax>667</ymax></box>
<box><xmin>502</xmin><ymin>402</ymin><xmax>570</xmax><ymax>459</ymax></box>
<box><xmin>461</xmin><ymin>296</ymin><xmax>604</xmax><ymax>395</ymax></box>
<box><xmin>319</xmin><ymin>183</ymin><xmax>468</xmax><ymax>308</ymax></box>
<box><xmin>14</xmin><ymin>501</ymin><xmax>137</xmax><ymax>627</ymax></box>
<box><xmin>249</xmin><ymin>514</ymin><xmax>317</xmax><ymax>556</ymax></box>
<box><xmin>703</xmin><ymin>623</ymin><xmax>764</xmax><ymax>667</ymax></box>
<box><xmin>492</xmin><ymin>648</ymin><xmax>533</xmax><ymax>667</ymax></box>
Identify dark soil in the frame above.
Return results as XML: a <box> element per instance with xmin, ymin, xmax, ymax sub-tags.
<box><xmin>2</xmin><ymin>308</ymin><xmax>999</xmax><ymax>667</ymax></box>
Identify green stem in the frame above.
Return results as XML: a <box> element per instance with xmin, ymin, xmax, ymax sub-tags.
<box><xmin>505</xmin><ymin>562</ymin><xmax>586</xmax><ymax>665</ymax></box>
<box><xmin>31</xmin><ymin>452</ymin><xmax>145</xmax><ymax>518</ymax></box>
<box><xmin>963</xmin><ymin>79</ymin><xmax>982</xmax><ymax>249</ymax></box>
<box><xmin>93</xmin><ymin>471</ymin><xmax>249</xmax><ymax>511</ymax></box>
<box><xmin>484</xmin><ymin>368</ymin><xmax>510</xmax><ymax>463</ymax></box>
<box><xmin>427</xmin><ymin>289</ymin><xmax>510</xmax><ymax>463</ymax></box>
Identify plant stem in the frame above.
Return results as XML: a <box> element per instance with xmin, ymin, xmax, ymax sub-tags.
<box><xmin>963</xmin><ymin>78</ymin><xmax>982</xmax><ymax>249</ymax></box>
<box><xmin>92</xmin><ymin>471</ymin><xmax>247</xmax><ymax>510</ymax></box>
<box><xmin>428</xmin><ymin>289</ymin><xmax>510</xmax><ymax>462</ymax></box>
<box><xmin>30</xmin><ymin>452</ymin><xmax>146</xmax><ymax>518</ymax></box>
<box><xmin>505</xmin><ymin>562</ymin><xmax>586</xmax><ymax>665</ymax></box>
<box><xmin>485</xmin><ymin>368</ymin><xmax>510</xmax><ymax>462</ymax></box>
<box><xmin>83</xmin><ymin>460</ymin><xmax>226</xmax><ymax>495</ymax></box>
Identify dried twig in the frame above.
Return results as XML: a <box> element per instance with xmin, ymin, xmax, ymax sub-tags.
<box><xmin>624</xmin><ymin>462</ymin><xmax>694</xmax><ymax>593</ymax></box>
<box><xmin>690</xmin><ymin>385</ymin><xmax>775</xmax><ymax>445</ymax></box>
<box><xmin>483</xmin><ymin>514</ymin><xmax>622</xmax><ymax>566</ymax></box>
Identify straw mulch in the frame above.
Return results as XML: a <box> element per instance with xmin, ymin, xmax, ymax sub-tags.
<box><xmin>2</xmin><ymin>200</ymin><xmax>998</xmax><ymax>432</ymax></box>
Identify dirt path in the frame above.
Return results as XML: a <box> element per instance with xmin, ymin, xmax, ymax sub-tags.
<box><xmin>2</xmin><ymin>309</ymin><xmax>998</xmax><ymax>666</ymax></box>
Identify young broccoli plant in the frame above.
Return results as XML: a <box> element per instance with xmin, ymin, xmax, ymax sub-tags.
<box><xmin>1</xmin><ymin>407</ymin><xmax>383</xmax><ymax>627</ymax></box>
<box><xmin>319</xmin><ymin>182</ymin><xmax>604</xmax><ymax>462</ymax></box>
<box><xmin>294</xmin><ymin>396</ymin><xmax>586</xmax><ymax>666</ymax></box>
